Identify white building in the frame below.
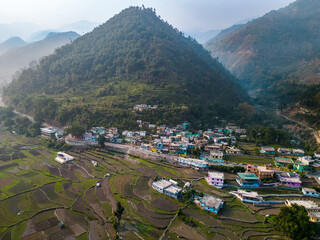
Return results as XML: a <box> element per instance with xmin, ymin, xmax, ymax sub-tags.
<box><xmin>55</xmin><ymin>152</ymin><xmax>75</xmax><ymax>164</ymax></box>
<box><xmin>231</xmin><ymin>189</ymin><xmax>263</xmax><ymax>203</ymax></box>
<box><xmin>152</xmin><ymin>179</ymin><xmax>172</xmax><ymax>193</ymax></box>
<box><xmin>285</xmin><ymin>199</ymin><xmax>320</xmax><ymax>211</ymax></box>
<box><xmin>302</xmin><ymin>188</ymin><xmax>320</xmax><ymax>197</ymax></box>
<box><xmin>152</xmin><ymin>179</ymin><xmax>182</xmax><ymax>198</ymax></box>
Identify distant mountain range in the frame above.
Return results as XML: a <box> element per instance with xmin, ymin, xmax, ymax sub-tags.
<box><xmin>0</xmin><ymin>20</ymin><xmax>99</xmax><ymax>43</ymax></box>
<box><xmin>205</xmin><ymin>0</ymin><xmax>320</xmax><ymax>97</ymax></box>
<box><xmin>0</xmin><ymin>36</ymin><xmax>27</xmax><ymax>55</ymax></box>
<box><xmin>3</xmin><ymin>7</ymin><xmax>248</xmax><ymax>128</ymax></box>
<box><xmin>0</xmin><ymin>31</ymin><xmax>80</xmax><ymax>86</ymax></box>
<box><xmin>0</xmin><ymin>22</ymin><xmax>42</xmax><ymax>43</ymax></box>
<box><xmin>187</xmin><ymin>29</ymin><xmax>220</xmax><ymax>44</ymax></box>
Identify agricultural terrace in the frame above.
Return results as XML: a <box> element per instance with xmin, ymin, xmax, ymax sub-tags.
<box><xmin>0</xmin><ymin>132</ymin><xmax>289</xmax><ymax>239</ymax></box>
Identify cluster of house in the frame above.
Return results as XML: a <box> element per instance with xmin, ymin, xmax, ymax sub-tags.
<box><xmin>132</xmin><ymin>104</ymin><xmax>158</xmax><ymax>111</ymax></box>
<box><xmin>55</xmin><ymin>152</ymin><xmax>75</xmax><ymax>164</ymax></box>
<box><xmin>122</xmin><ymin>130</ymin><xmax>147</xmax><ymax>143</ymax></box>
<box><xmin>138</xmin><ymin>124</ymin><xmax>243</xmax><ymax>160</ymax></box>
<box><xmin>260</xmin><ymin>147</ymin><xmax>306</xmax><ymax>156</ymax></box>
<box><xmin>286</xmin><ymin>199</ymin><xmax>320</xmax><ymax>222</ymax></box>
<box><xmin>136</xmin><ymin>120</ymin><xmax>156</xmax><ymax>129</ymax></box>
<box><xmin>235</xmin><ymin>164</ymin><xmax>304</xmax><ymax>188</ymax></box>
<box><xmin>274</xmin><ymin>155</ymin><xmax>320</xmax><ymax>173</ymax></box>
<box><xmin>152</xmin><ymin>178</ymin><xmax>224</xmax><ymax>214</ymax></box>
<box><xmin>83</xmin><ymin>127</ymin><xmax>120</xmax><ymax>143</ymax></box>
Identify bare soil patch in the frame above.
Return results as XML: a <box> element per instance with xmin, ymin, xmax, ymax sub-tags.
<box><xmin>257</xmin><ymin>207</ymin><xmax>281</xmax><ymax>216</ymax></box>
<box><xmin>151</xmin><ymin>197</ymin><xmax>180</xmax><ymax>212</ymax></box>
<box><xmin>28</xmin><ymin>150</ymin><xmax>40</xmax><ymax>156</ymax></box>
<box><xmin>20</xmin><ymin>171</ymin><xmax>39</xmax><ymax>178</ymax></box>
<box><xmin>34</xmin><ymin>189</ymin><xmax>50</xmax><ymax>204</ymax></box>
<box><xmin>37</xmin><ymin>149</ymin><xmax>51</xmax><ymax>157</ymax></box>
<box><xmin>123</xmin><ymin>182</ymin><xmax>142</xmax><ymax>200</ymax></box>
<box><xmin>9</xmin><ymin>196</ymin><xmax>20</xmax><ymax>215</ymax></box>
<box><xmin>48</xmin><ymin>227</ymin><xmax>75</xmax><ymax>240</ymax></box>
<box><xmin>136</xmin><ymin>202</ymin><xmax>173</xmax><ymax>227</ymax></box>
<box><xmin>55</xmin><ymin>209</ymin><xmax>87</xmax><ymax>237</ymax></box>
<box><xmin>72</xmin><ymin>196</ymin><xmax>95</xmax><ymax>218</ymax></box>
<box><xmin>242</xmin><ymin>230</ymin><xmax>268</xmax><ymax>239</ymax></box>
<box><xmin>182</xmin><ymin>207</ymin><xmax>221</xmax><ymax>227</ymax></box>
<box><xmin>96</xmin><ymin>187</ymin><xmax>106</xmax><ymax>201</ymax></box>
<box><xmin>9</xmin><ymin>181</ymin><xmax>34</xmax><ymax>194</ymax></box>
<box><xmin>35</xmin><ymin>217</ymin><xmax>59</xmax><ymax>231</ymax></box>
<box><xmin>0</xmin><ymin>154</ymin><xmax>11</xmax><ymax>162</ymax></box>
<box><xmin>0</xmin><ymin>177</ymin><xmax>12</xmax><ymax>187</ymax></box>
<box><xmin>136</xmin><ymin>166</ymin><xmax>158</xmax><ymax>177</ymax></box>
<box><xmin>41</xmin><ymin>183</ymin><xmax>59</xmax><ymax>200</ymax></box>
<box><xmin>0</xmin><ymin>163</ymin><xmax>18</xmax><ymax>171</ymax></box>
<box><xmin>12</xmin><ymin>151</ymin><xmax>26</xmax><ymax>160</ymax></box>
<box><xmin>60</xmin><ymin>165</ymin><xmax>79</xmax><ymax>181</ymax></box>
<box><xmin>62</xmin><ymin>183</ymin><xmax>77</xmax><ymax>198</ymax></box>
<box><xmin>22</xmin><ymin>232</ymin><xmax>46</xmax><ymax>240</ymax></box>
<box><xmin>171</xmin><ymin>222</ymin><xmax>206</xmax><ymax>240</ymax></box>
<box><xmin>85</xmin><ymin>188</ymin><xmax>107</xmax><ymax>221</ymax></box>
<box><xmin>101</xmin><ymin>178</ymin><xmax>116</xmax><ymax>210</ymax></box>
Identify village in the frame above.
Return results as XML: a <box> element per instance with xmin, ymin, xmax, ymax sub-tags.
<box><xmin>41</xmin><ymin>118</ymin><xmax>320</xmax><ymax>224</ymax></box>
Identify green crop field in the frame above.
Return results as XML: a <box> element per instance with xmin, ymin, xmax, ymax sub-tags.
<box><xmin>225</xmin><ymin>155</ymin><xmax>274</xmax><ymax>166</ymax></box>
<box><xmin>0</xmin><ymin>131</ymin><xmax>291</xmax><ymax>239</ymax></box>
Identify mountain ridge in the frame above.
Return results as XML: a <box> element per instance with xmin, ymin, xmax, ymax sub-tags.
<box><xmin>3</xmin><ymin>7</ymin><xmax>248</xmax><ymax>129</ymax></box>
<box><xmin>0</xmin><ymin>31</ymin><xmax>80</xmax><ymax>86</ymax></box>
<box><xmin>205</xmin><ymin>0</ymin><xmax>320</xmax><ymax>96</ymax></box>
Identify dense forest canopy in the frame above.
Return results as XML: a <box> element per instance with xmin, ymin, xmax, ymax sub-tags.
<box><xmin>205</xmin><ymin>0</ymin><xmax>320</xmax><ymax>97</ymax></box>
<box><xmin>4</xmin><ymin>7</ymin><xmax>248</xmax><ymax>129</ymax></box>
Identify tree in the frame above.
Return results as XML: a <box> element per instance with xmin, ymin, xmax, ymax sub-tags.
<box><xmin>113</xmin><ymin>201</ymin><xmax>125</xmax><ymax>228</ymax></box>
<box><xmin>274</xmin><ymin>204</ymin><xmax>315</xmax><ymax>240</ymax></box>
<box><xmin>3</xmin><ymin>118</ymin><xmax>14</xmax><ymax>129</ymax></box>
<box><xmin>66</xmin><ymin>123</ymin><xmax>85</xmax><ymax>137</ymax></box>
<box><xmin>98</xmin><ymin>135</ymin><xmax>106</xmax><ymax>148</ymax></box>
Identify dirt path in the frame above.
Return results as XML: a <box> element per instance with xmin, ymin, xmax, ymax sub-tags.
<box><xmin>101</xmin><ymin>178</ymin><xmax>117</xmax><ymax>210</ymax></box>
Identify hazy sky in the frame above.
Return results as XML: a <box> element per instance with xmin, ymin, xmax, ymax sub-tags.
<box><xmin>0</xmin><ymin>0</ymin><xmax>295</xmax><ymax>32</ymax></box>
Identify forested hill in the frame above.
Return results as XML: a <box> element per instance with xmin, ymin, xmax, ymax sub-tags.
<box><xmin>205</xmin><ymin>0</ymin><xmax>320</xmax><ymax>96</ymax></box>
<box><xmin>3</xmin><ymin>7</ymin><xmax>248</xmax><ymax>129</ymax></box>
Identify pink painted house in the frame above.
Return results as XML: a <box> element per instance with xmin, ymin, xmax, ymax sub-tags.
<box><xmin>276</xmin><ymin>172</ymin><xmax>302</xmax><ymax>188</ymax></box>
<box><xmin>206</xmin><ymin>172</ymin><xmax>224</xmax><ymax>188</ymax></box>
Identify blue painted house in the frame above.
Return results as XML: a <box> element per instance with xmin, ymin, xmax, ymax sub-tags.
<box><xmin>236</xmin><ymin>173</ymin><xmax>261</xmax><ymax>187</ymax></box>
<box><xmin>199</xmin><ymin>195</ymin><xmax>223</xmax><ymax>214</ymax></box>
<box><xmin>155</xmin><ymin>141</ymin><xmax>164</xmax><ymax>151</ymax></box>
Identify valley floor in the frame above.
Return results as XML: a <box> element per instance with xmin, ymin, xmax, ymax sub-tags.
<box><xmin>0</xmin><ymin>131</ymin><xmax>313</xmax><ymax>239</ymax></box>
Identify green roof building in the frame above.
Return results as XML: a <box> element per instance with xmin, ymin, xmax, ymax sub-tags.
<box><xmin>236</xmin><ymin>173</ymin><xmax>260</xmax><ymax>187</ymax></box>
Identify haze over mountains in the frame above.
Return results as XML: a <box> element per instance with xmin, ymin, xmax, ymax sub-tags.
<box><xmin>3</xmin><ymin>7</ymin><xmax>248</xmax><ymax>128</ymax></box>
<box><xmin>0</xmin><ymin>20</ymin><xmax>99</xmax><ymax>43</ymax></box>
<box><xmin>0</xmin><ymin>31</ymin><xmax>79</xmax><ymax>86</ymax></box>
<box><xmin>205</xmin><ymin>0</ymin><xmax>320</xmax><ymax>97</ymax></box>
<box><xmin>0</xmin><ymin>36</ymin><xmax>27</xmax><ymax>55</ymax></box>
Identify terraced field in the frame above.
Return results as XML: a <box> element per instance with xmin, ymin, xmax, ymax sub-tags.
<box><xmin>0</xmin><ymin>132</ymin><xmax>288</xmax><ymax>239</ymax></box>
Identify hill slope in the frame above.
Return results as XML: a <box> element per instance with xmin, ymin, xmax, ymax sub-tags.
<box><xmin>0</xmin><ymin>36</ymin><xmax>27</xmax><ymax>55</ymax></box>
<box><xmin>4</xmin><ymin>7</ymin><xmax>248</xmax><ymax>128</ymax></box>
<box><xmin>0</xmin><ymin>31</ymin><xmax>79</xmax><ymax>86</ymax></box>
<box><xmin>205</xmin><ymin>0</ymin><xmax>320</xmax><ymax>96</ymax></box>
